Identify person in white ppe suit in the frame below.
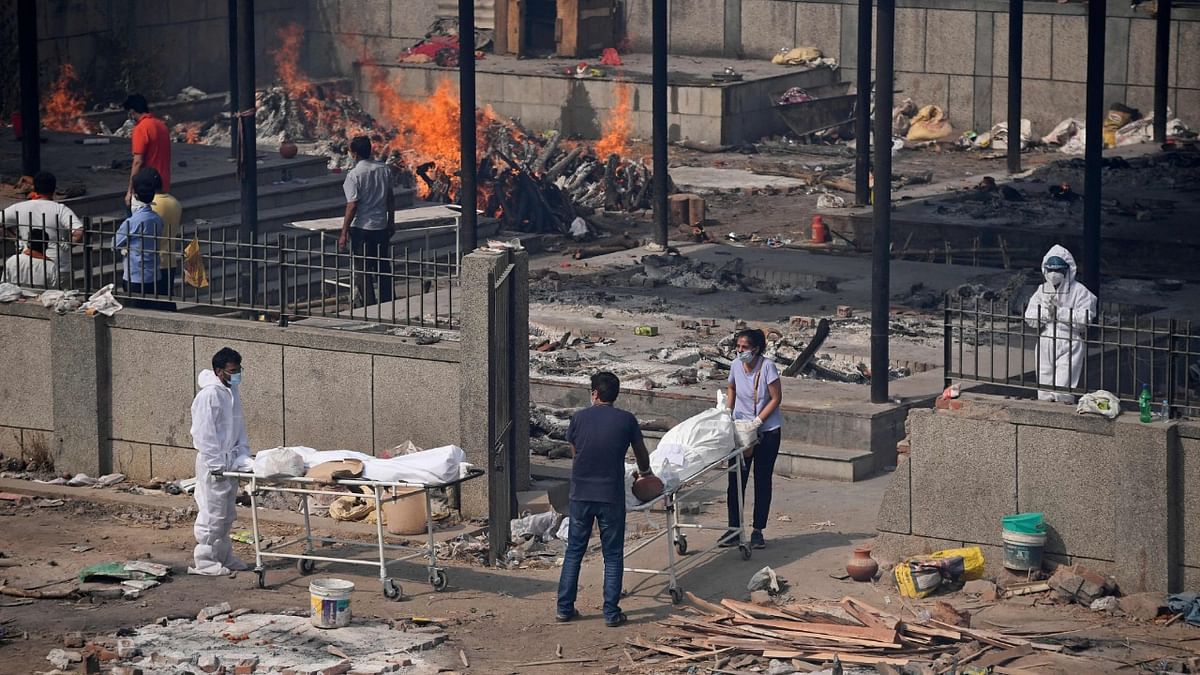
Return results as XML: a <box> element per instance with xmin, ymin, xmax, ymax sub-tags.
<box><xmin>1024</xmin><ymin>244</ymin><xmax>1097</xmax><ymax>403</ymax></box>
<box><xmin>188</xmin><ymin>347</ymin><xmax>254</xmax><ymax>575</ymax></box>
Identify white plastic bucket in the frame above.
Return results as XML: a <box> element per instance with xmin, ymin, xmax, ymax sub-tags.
<box><xmin>309</xmin><ymin>578</ymin><xmax>354</xmax><ymax>628</ymax></box>
<box><xmin>1001</xmin><ymin>529</ymin><xmax>1047</xmax><ymax>571</ymax></box>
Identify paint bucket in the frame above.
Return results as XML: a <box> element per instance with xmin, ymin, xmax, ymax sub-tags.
<box><xmin>309</xmin><ymin>578</ymin><xmax>354</xmax><ymax>629</ymax></box>
<box><xmin>1001</xmin><ymin>529</ymin><xmax>1047</xmax><ymax>572</ymax></box>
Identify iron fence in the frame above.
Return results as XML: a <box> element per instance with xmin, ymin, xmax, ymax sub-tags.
<box><xmin>1</xmin><ymin>212</ymin><xmax>458</xmax><ymax>328</ymax></box>
<box><xmin>944</xmin><ymin>295</ymin><xmax>1200</xmax><ymax>419</ymax></box>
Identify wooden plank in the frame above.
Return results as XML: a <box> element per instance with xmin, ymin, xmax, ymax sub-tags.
<box><xmin>901</xmin><ymin>622</ymin><xmax>962</xmax><ymax>640</ymax></box>
<box><xmin>665</xmin><ymin>648</ymin><xmax>734</xmax><ymax>665</ymax></box>
<box><xmin>806</xmin><ymin>653</ymin><xmax>913</xmax><ymax>666</ymax></box>
<box><xmin>974</xmin><ymin>644</ymin><xmax>1034</xmax><ymax>669</ymax></box>
<box><xmin>723</xmin><ymin>599</ymin><xmax>815</xmax><ymax>622</ymax></box>
<box><xmin>729</xmin><ymin>617</ymin><xmax>899</xmax><ymax>645</ymax></box>
<box><xmin>685</xmin><ymin>591</ymin><xmax>729</xmax><ymax>617</ymax></box>
<box><xmin>840</xmin><ymin>597</ymin><xmax>900</xmax><ymax>632</ymax></box>
<box><xmin>627</xmin><ymin>639</ymin><xmax>693</xmax><ymax>658</ymax></box>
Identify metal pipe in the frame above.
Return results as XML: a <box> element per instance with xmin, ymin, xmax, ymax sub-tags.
<box><xmin>1007</xmin><ymin>0</ymin><xmax>1023</xmax><ymax>174</ymax></box>
<box><xmin>459</xmin><ymin>0</ymin><xmax>479</xmax><ymax>253</ymax></box>
<box><xmin>652</xmin><ymin>0</ymin><xmax>669</xmax><ymax>248</ymax></box>
<box><xmin>1082</xmin><ymin>0</ymin><xmax>1105</xmax><ymax>297</ymax></box>
<box><xmin>17</xmin><ymin>0</ymin><xmax>40</xmax><ymax>175</ymax></box>
<box><xmin>228</xmin><ymin>0</ymin><xmax>239</xmax><ymax>160</ymax></box>
<box><xmin>1154</xmin><ymin>0</ymin><xmax>1171</xmax><ymax>143</ymax></box>
<box><xmin>855</xmin><ymin>0</ymin><xmax>873</xmax><ymax>205</ymax></box>
<box><xmin>870</xmin><ymin>0</ymin><xmax>895</xmax><ymax>404</ymax></box>
<box><xmin>236</xmin><ymin>0</ymin><xmax>257</xmax><ymax>304</ymax></box>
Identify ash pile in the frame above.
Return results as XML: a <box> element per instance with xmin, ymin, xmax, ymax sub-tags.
<box><xmin>634</xmin><ymin>254</ymin><xmax>809</xmax><ymax>299</ymax></box>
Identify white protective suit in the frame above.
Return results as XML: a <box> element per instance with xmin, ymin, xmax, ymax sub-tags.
<box><xmin>1023</xmin><ymin>245</ymin><xmax>1097</xmax><ymax>403</ymax></box>
<box><xmin>188</xmin><ymin>369</ymin><xmax>253</xmax><ymax>575</ymax></box>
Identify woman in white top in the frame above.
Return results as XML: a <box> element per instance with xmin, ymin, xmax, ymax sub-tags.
<box><xmin>723</xmin><ymin>328</ymin><xmax>783</xmax><ymax>549</ymax></box>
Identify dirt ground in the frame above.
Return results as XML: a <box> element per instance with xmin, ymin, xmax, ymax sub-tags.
<box><xmin>3</xmin><ymin>474</ymin><xmax>1199</xmax><ymax>675</ymax></box>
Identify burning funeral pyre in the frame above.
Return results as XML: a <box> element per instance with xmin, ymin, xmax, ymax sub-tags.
<box><xmin>188</xmin><ymin>23</ymin><xmax>657</xmax><ymax>235</ymax></box>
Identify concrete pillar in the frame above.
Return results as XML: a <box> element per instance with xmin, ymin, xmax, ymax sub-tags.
<box><xmin>1113</xmin><ymin>419</ymin><xmax>1178</xmax><ymax>593</ymax></box>
<box><xmin>458</xmin><ymin>247</ymin><xmax>529</xmax><ymax>520</ymax></box>
<box><xmin>51</xmin><ymin>313</ymin><xmax>111</xmax><ymax>476</ymax></box>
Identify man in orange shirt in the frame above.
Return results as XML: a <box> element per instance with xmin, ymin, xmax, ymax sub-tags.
<box><xmin>123</xmin><ymin>94</ymin><xmax>172</xmax><ymax>209</ymax></box>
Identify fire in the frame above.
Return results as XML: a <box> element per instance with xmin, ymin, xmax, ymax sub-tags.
<box><xmin>42</xmin><ymin>64</ymin><xmax>91</xmax><ymax>133</ymax></box>
<box><xmin>595</xmin><ymin>80</ymin><xmax>631</xmax><ymax>158</ymax></box>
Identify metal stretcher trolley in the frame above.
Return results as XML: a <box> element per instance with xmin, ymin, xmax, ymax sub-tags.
<box><xmin>214</xmin><ymin>467</ymin><xmax>485</xmax><ymax>600</ymax></box>
<box><xmin>623</xmin><ymin>446</ymin><xmax>751</xmax><ymax>603</ymax></box>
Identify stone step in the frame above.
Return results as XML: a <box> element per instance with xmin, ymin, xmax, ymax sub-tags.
<box><xmin>774</xmin><ymin>440</ymin><xmax>876</xmax><ymax>483</ymax></box>
<box><xmin>63</xmin><ymin>155</ymin><xmax>331</xmax><ymax>217</ymax></box>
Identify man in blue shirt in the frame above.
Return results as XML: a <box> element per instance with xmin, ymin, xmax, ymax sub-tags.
<box><xmin>556</xmin><ymin>371</ymin><xmax>652</xmax><ymax>628</ymax></box>
<box><xmin>114</xmin><ymin>168</ymin><xmax>166</xmax><ymax>309</ymax></box>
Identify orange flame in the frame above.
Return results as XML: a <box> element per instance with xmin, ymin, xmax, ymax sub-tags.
<box><xmin>595</xmin><ymin>80</ymin><xmax>631</xmax><ymax>158</ymax></box>
<box><xmin>42</xmin><ymin>64</ymin><xmax>91</xmax><ymax>133</ymax></box>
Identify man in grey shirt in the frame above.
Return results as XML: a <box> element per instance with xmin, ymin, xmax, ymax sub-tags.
<box><xmin>338</xmin><ymin>136</ymin><xmax>395</xmax><ymax>306</ymax></box>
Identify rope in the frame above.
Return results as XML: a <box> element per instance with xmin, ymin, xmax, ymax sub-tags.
<box><xmin>234</xmin><ymin>107</ymin><xmax>257</xmax><ymax>180</ymax></box>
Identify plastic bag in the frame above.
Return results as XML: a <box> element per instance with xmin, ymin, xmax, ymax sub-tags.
<box><xmin>511</xmin><ymin>510</ymin><xmax>560</xmax><ymax>541</ymax></box>
<box><xmin>183</xmin><ymin>237</ymin><xmax>209</xmax><ymax>288</ymax></box>
<box><xmin>0</xmin><ymin>282</ymin><xmax>23</xmax><ymax>303</ymax></box>
<box><xmin>925</xmin><ymin>546</ymin><xmax>985</xmax><ymax>580</ymax></box>
<box><xmin>78</xmin><ymin>284</ymin><xmax>123</xmax><ymax>316</ymax></box>
<box><xmin>906</xmin><ymin>105</ymin><xmax>956</xmax><ymax>142</ymax></box>
<box><xmin>1076</xmin><ymin>390</ymin><xmax>1120</xmax><ymax>419</ymax></box>
<box><xmin>252</xmin><ymin>447</ymin><xmax>306</xmax><ymax>478</ymax></box>
<box><xmin>39</xmin><ymin>289</ymin><xmax>83</xmax><ymax>314</ymax></box>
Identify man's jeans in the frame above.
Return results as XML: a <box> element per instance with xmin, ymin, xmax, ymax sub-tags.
<box><xmin>556</xmin><ymin>499</ymin><xmax>625</xmax><ymax>622</ymax></box>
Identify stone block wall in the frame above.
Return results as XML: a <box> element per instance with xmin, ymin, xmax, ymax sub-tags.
<box><xmin>621</xmin><ymin>0</ymin><xmax>1200</xmax><ymax>135</ymax></box>
<box><xmin>0</xmin><ymin>250</ymin><xmax>529</xmax><ymax>518</ymax></box>
<box><xmin>876</xmin><ymin>395</ymin><xmax>1195</xmax><ymax>593</ymax></box>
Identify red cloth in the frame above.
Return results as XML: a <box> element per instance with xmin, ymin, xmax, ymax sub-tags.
<box><xmin>132</xmin><ymin>113</ymin><xmax>172</xmax><ymax>192</ymax></box>
<box><xmin>600</xmin><ymin>48</ymin><xmax>623</xmax><ymax>66</ymax></box>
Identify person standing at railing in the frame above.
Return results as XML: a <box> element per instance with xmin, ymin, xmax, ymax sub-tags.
<box><xmin>137</xmin><ymin>167</ymin><xmax>182</xmax><ymax>311</ymax></box>
<box><xmin>114</xmin><ymin>169</ymin><xmax>166</xmax><ymax>309</ymax></box>
<box><xmin>1024</xmin><ymin>244</ymin><xmax>1097</xmax><ymax>404</ymax></box>
<box><xmin>122</xmin><ymin>94</ymin><xmax>172</xmax><ymax>211</ymax></box>
<box><xmin>1</xmin><ymin>172</ymin><xmax>82</xmax><ymax>287</ymax></box>
<box><xmin>2</xmin><ymin>228</ymin><xmax>57</xmax><ymax>289</ymax></box>
<box><xmin>337</xmin><ymin>136</ymin><xmax>395</xmax><ymax>308</ymax></box>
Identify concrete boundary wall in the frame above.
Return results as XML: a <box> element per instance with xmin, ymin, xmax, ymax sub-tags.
<box><xmin>620</xmin><ymin>0</ymin><xmax>1200</xmax><ymax>134</ymax></box>
<box><xmin>0</xmin><ymin>250</ymin><xmax>528</xmax><ymax>518</ymax></box>
<box><xmin>875</xmin><ymin>394</ymin><xmax>1199</xmax><ymax>593</ymax></box>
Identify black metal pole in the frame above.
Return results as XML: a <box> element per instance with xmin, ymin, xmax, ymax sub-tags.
<box><xmin>854</xmin><ymin>0</ymin><xmax>873</xmax><ymax>205</ymax></box>
<box><xmin>228</xmin><ymin>0</ymin><xmax>240</xmax><ymax>160</ymax></box>
<box><xmin>652</xmin><ymin>0</ymin><xmax>669</xmax><ymax>248</ymax></box>
<box><xmin>237</xmin><ymin>0</ymin><xmax>257</xmax><ymax>304</ymax></box>
<box><xmin>459</xmin><ymin>0</ymin><xmax>478</xmax><ymax>252</ymax></box>
<box><xmin>871</xmin><ymin>0</ymin><xmax>894</xmax><ymax>405</ymax></box>
<box><xmin>1082</xmin><ymin>0</ymin><xmax>1105</xmax><ymax>296</ymax></box>
<box><xmin>17</xmin><ymin>0</ymin><xmax>40</xmax><ymax>176</ymax></box>
<box><xmin>1007</xmin><ymin>0</ymin><xmax>1023</xmax><ymax>175</ymax></box>
<box><xmin>1153</xmin><ymin>0</ymin><xmax>1171</xmax><ymax>143</ymax></box>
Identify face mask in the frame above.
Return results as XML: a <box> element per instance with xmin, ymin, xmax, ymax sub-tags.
<box><xmin>229</xmin><ymin>372</ymin><xmax>242</xmax><ymax>386</ymax></box>
<box><xmin>1045</xmin><ymin>271</ymin><xmax>1066</xmax><ymax>288</ymax></box>
<box><xmin>738</xmin><ymin>350</ymin><xmax>756</xmax><ymax>364</ymax></box>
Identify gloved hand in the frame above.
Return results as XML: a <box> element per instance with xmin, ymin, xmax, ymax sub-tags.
<box><xmin>749</xmin><ymin>417</ymin><xmax>763</xmax><ymax>431</ymax></box>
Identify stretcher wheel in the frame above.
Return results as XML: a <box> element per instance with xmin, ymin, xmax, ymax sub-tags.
<box><xmin>669</xmin><ymin>587</ymin><xmax>683</xmax><ymax>604</ymax></box>
<box><xmin>297</xmin><ymin>558</ymin><xmax>316</xmax><ymax>575</ymax></box>
<box><xmin>674</xmin><ymin>536</ymin><xmax>688</xmax><ymax>555</ymax></box>
<box><xmin>255</xmin><ymin>569</ymin><xmax>266</xmax><ymax>589</ymax></box>
<box><xmin>429</xmin><ymin>569</ymin><xmax>448</xmax><ymax>592</ymax></box>
<box><xmin>739</xmin><ymin>544</ymin><xmax>752</xmax><ymax>561</ymax></box>
<box><xmin>383</xmin><ymin>578</ymin><xmax>402</xmax><ymax>600</ymax></box>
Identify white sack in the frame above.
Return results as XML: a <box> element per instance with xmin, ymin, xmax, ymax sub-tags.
<box><xmin>252</xmin><ymin>447</ymin><xmax>306</xmax><ymax>478</ymax></box>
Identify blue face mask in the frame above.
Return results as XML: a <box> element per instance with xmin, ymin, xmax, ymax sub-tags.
<box><xmin>738</xmin><ymin>350</ymin><xmax>756</xmax><ymax>364</ymax></box>
<box><xmin>229</xmin><ymin>372</ymin><xmax>242</xmax><ymax>386</ymax></box>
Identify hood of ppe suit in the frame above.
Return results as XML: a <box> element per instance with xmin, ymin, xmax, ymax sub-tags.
<box><xmin>1041</xmin><ymin>244</ymin><xmax>1077</xmax><ymax>291</ymax></box>
<box><xmin>197</xmin><ymin>368</ymin><xmax>225</xmax><ymax>391</ymax></box>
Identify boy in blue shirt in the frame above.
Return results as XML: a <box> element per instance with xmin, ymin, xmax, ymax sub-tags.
<box><xmin>115</xmin><ymin>168</ymin><xmax>166</xmax><ymax>309</ymax></box>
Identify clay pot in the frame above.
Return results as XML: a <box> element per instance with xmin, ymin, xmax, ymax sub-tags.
<box><xmin>631</xmin><ymin>474</ymin><xmax>664</xmax><ymax>503</ymax></box>
<box><xmin>279</xmin><ymin>140</ymin><xmax>299</xmax><ymax>159</ymax></box>
<box><xmin>846</xmin><ymin>547</ymin><xmax>878</xmax><ymax>582</ymax></box>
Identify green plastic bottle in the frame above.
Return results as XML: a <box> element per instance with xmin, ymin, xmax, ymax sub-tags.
<box><xmin>1139</xmin><ymin>384</ymin><xmax>1153</xmax><ymax>423</ymax></box>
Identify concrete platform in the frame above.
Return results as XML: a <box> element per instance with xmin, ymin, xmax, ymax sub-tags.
<box><xmin>353</xmin><ymin>53</ymin><xmax>843</xmax><ymax>146</ymax></box>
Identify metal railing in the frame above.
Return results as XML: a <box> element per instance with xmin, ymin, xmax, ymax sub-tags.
<box><xmin>1</xmin><ymin>212</ymin><xmax>458</xmax><ymax>328</ymax></box>
<box><xmin>944</xmin><ymin>295</ymin><xmax>1200</xmax><ymax>419</ymax></box>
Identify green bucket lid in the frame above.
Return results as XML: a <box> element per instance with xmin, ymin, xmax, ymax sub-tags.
<box><xmin>1002</xmin><ymin>512</ymin><xmax>1045</xmax><ymax>534</ymax></box>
